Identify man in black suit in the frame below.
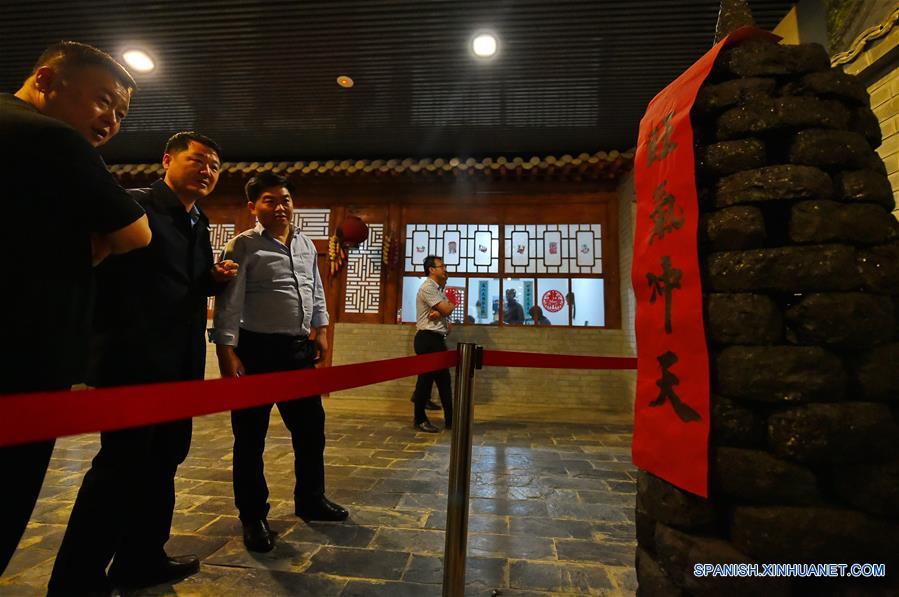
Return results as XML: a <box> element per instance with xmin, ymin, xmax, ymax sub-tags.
<box><xmin>48</xmin><ymin>132</ymin><xmax>238</xmax><ymax>595</ymax></box>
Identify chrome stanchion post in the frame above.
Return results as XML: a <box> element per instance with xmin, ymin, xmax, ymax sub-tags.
<box><xmin>443</xmin><ymin>342</ymin><xmax>481</xmax><ymax>597</ymax></box>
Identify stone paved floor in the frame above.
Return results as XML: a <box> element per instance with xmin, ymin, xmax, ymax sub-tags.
<box><xmin>0</xmin><ymin>411</ymin><xmax>637</xmax><ymax>596</ymax></box>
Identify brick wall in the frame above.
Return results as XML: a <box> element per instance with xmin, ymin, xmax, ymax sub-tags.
<box><xmin>329</xmin><ymin>184</ymin><xmax>638</xmax><ymax>424</ymax></box>
<box><xmin>838</xmin><ymin>11</ymin><xmax>899</xmax><ymax>218</ymax></box>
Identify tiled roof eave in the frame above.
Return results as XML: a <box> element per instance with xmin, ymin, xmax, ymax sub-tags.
<box><xmin>109</xmin><ymin>149</ymin><xmax>635</xmax><ymax>181</ymax></box>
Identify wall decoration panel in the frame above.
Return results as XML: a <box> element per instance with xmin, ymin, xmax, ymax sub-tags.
<box><xmin>503</xmin><ymin>224</ymin><xmax>602</xmax><ymax>274</ymax></box>
<box><xmin>207</xmin><ymin>223</ymin><xmax>235</xmax><ymax>311</ymax></box>
<box><xmin>344</xmin><ymin>223</ymin><xmax>384</xmax><ymax>314</ymax></box>
<box><xmin>291</xmin><ymin>209</ymin><xmax>331</xmax><ymax>240</ymax></box>
<box><xmin>404</xmin><ymin>224</ymin><xmax>499</xmax><ymax>273</ymax></box>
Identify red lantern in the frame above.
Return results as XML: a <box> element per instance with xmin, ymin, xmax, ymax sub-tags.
<box><xmin>338</xmin><ymin>216</ymin><xmax>369</xmax><ymax>247</ymax></box>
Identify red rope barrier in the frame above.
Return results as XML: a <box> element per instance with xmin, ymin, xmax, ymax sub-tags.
<box><xmin>0</xmin><ymin>352</ymin><xmax>456</xmax><ymax>448</ymax></box>
<box><xmin>0</xmin><ymin>349</ymin><xmax>636</xmax><ymax>448</ymax></box>
<box><xmin>482</xmin><ymin>350</ymin><xmax>637</xmax><ymax>370</ymax></box>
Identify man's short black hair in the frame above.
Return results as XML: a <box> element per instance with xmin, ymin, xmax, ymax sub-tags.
<box><xmin>31</xmin><ymin>41</ymin><xmax>136</xmax><ymax>90</ymax></box>
<box><xmin>164</xmin><ymin>131</ymin><xmax>223</xmax><ymax>161</ymax></box>
<box><xmin>245</xmin><ymin>172</ymin><xmax>295</xmax><ymax>202</ymax></box>
<box><xmin>423</xmin><ymin>255</ymin><xmax>443</xmax><ymax>275</ymax></box>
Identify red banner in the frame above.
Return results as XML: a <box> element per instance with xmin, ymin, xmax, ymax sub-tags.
<box><xmin>631</xmin><ymin>27</ymin><xmax>778</xmax><ymax>497</ymax></box>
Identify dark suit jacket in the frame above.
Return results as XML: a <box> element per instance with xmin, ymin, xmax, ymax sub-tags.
<box><xmin>88</xmin><ymin>180</ymin><xmax>219</xmax><ymax>386</ymax></box>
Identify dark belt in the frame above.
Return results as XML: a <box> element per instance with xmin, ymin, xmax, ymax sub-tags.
<box><xmin>240</xmin><ymin>328</ymin><xmax>309</xmax><ymax>344</ymax></box>
<box><xmin>417</xmin><ymin>329</ymin><xmax>447</xmax><ymax>339</ymax></box>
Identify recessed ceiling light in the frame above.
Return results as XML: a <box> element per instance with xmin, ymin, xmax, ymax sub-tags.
<box><xmin>337</xmin><ymin>75</ymin><xmax>354</xmax><ymax>88</ymax></box>
<box><xmin>122</xmin><ymin>49</ymin><xmax>155</xmax><ymax>73</ymax></box>
<box><xmin>471</xmin><ymin>33</ymin><xmax>498</xmax><ymax>58</ymax></box>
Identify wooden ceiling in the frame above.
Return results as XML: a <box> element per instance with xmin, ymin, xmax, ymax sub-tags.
<box><xmin>0</xmin><ymin>0</ymin><xmax>794</xmax><ymax>164</ymax></box>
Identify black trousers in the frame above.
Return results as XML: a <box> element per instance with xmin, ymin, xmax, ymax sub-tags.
<box><xmin>48</xmin><ymin>418</ymin><xmax>192</xmax><ymax>594</ymax></box>
<box><xmin>413</xmin><ymin>330</ymin><xmax>453</xmax><ymax>425</ymax></box>
<box><xmin>0</xmin><ymin>440</ymin><xmax>55</xmax><ymax>576</ymax></box>
<box><xmin>231</xmin><ymin>329</ymin><xmax>326</xmax><ymax>522</ymax></box>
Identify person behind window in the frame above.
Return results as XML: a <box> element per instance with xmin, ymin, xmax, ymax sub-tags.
<box><xmin>530</xmin><ymin>305</ymin><xmax>552</xmax><ymax>326</ymax></box>
<box><xmin>503</xmin><ymin>288</ymin><xmax>525</xmax><ymax>325</ymax></box>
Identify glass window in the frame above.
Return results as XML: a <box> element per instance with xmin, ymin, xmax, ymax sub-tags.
<box><xmin>467</xmin><ymin>278</ymin><xmax>500</xmax><ymax>325</ymax></box>
<box><xmin>502</xmin><ymin>278</ymin><xmax>534</xmax><ymax>325</ymax></box>
<box><xmin>401</xmin><ymin>275</ymin><xmax>467</xmax><ymax>324</ymax></box>
<box><xmin>535</xmin><ymin>279</ymin><xmax>570</xmax><ymax>326</ymax></box>
<box><xmin>570</xmin><ymin>278</ymin><xmax>605</xmax><ymax>327</ymax></box>
<box><xmin>401</xmin><ymin>276</ymin><xmax>427</xmax><ymax>323</ymax></box>
<box><xmin>444</xmin><ymin>277</ymin><xmax>467</xmax><ymax>324</ymax></box>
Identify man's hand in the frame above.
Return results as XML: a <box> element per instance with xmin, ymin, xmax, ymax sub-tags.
<box><xmin>216</xmin><ymin>344</ymin><xmax>245</xmax><ymax>378</ymax></box>
<box><xmin>211</xmin><ymin>259</ymin><xmax>239</xmax><ymax>283</ymax></box>
<box><xmin>428</xmin><ymin>309</ymin><xmax>441</xmax><ymax>321</ymax></box>
<box><xmin>90</xmin><ymin>233</ymin><xmax>113</xmax><ymax>266</ymax></box>
<box><xmin>313</xmin><ymin>329</ymin><xmax>329</xmax><ymax>363</ymax></box>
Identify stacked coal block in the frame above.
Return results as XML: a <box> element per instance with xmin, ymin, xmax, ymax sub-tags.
<box><xmin>636</xmin><ymin>39</ymin><xmax>899</xmax><ymax>596</ymax></box>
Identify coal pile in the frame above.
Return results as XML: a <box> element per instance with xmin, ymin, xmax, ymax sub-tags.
<box><xmin>637</xmin><ymin>38</ymin><xmax>899</xmax><ymax>596</ymax></box>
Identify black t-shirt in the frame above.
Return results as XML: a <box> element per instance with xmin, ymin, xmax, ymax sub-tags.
<box><xmin>0</xmin><ymin>93</ymin><xmax>145</xmax><ymax>392</ymax></box>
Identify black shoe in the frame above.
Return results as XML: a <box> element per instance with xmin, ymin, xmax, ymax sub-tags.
<box><xmin>109</xmin><ymin>555</ymin><xmax>199</xmax><ymax>589</ymax></box>
<box><xmin>296</xmin><ymin>497</ymin><xmax>349</xmax><ymax>522</ymax></box>
<box><xmin>414</xmin><ymin>420</ymin><xmax>439</xmax><ymax>433</ymax></box>
<box><xmin>242</xmin><ymin>519</ymin><xmax>276</xmax><ymax>552</ymax></box>
<box><xmin>409</xmin><ymin>394</ymin><xmax>441</xmax><ymax>410</ymax></box>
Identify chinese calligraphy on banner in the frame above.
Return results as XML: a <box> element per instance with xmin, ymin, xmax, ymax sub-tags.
<box><xmin>631</xmin><ymin>27</ymin><xmax>777</xmax><ymax>497</ymax></box>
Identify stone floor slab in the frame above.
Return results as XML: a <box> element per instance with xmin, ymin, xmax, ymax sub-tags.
<box><xmin>2</xmin><ymin>413</ymin><xmax>636</xmax><ymax>595</ymax></box>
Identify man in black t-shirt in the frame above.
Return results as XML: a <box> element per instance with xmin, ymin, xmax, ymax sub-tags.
<box><xmin>0</xmin><ymin>42</ymin><xmax>151</xmax><ymax>576</ymax></box>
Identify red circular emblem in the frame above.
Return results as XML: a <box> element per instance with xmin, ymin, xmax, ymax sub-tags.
<box><xmin>542</xmin><ymin>289</ymin><xmax>565</xmax><ymax>313</ymax></box>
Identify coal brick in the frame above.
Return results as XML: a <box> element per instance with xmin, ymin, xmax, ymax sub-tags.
<box><xmin>711</xmin><ymin>395</ymin><xmax>767</xmax><ymax>448</ymax></box>
<box><xmin>701</xmin><ymin>206</ymin><xmax>766</xmax><ymax>251</ymax></box>
<box><xmin>694</xmin><ymin>77</ymin><xmax>776</xmax><ymax>114</ymax></box>
<box><xmin>788</xmin><ymin>129</ymin><xmax>885</xmax><ymax>173</ymax></box>
<box><xmin>706</xmin><ymin>293</ymin><xmax>782</xmax><ymax>345</ymax></box>
<box><xmin>713</xmin><ymin>447</ymin><xmax>821</xmax><ymax>504</ymax></box>
<box><xmin>717</xmin><ymin>345</ymin><xmax>846</xmax><ymax>403</ymax></box>
<box><xmin>731</xmin><ymin>506</ymin><xmax>899</xmax><ymax>564</ymax></box>
<box><xmin>784</xmin><ymin>292</ymin><xmax>895</xmax><ymax>349</ymax></box>
<box><xmin>636</xmin><ymin>548</ymin><xmax>681</xmax><ymax>596</ymax></box>
<box><xmin>707</xmin><ymin>245</ymin><xmax>863</xmax><ymax>293</ymax></box>
<box><xmin>851</xmin><ymin>105</ymin><xmax>884</xmax><ymax>148</ymax></box>
<box><xmin>851</xmin><ymin>343</ymin><xmax>899</xmax><ymax>402</ymax></box>
<box><xmin>830</xmin><ymin>460</ymin><xmax>899</xmax><ymax>519</ymax></box>
<box><xmin>768</xmin><ymin>402</ymin><xmax>899</xmax><ymax>465</ymax></box>
<box><xmin>835</xmin><ymin>169</ymin><xmax>896</xmax><ymax>211</ymax></box>
<box><xmin>857</xmin><ymin>241</ymin><xmax>899</xmax><ymax>293</ymax></box>
<box><xmin>716</xmin><ymin>41</ymin><xmax>830</xmax><ymax>77</ymax></box>
<box><xmin>698</xmin><ymin>138</ymin><xmax>766</xmax><ymax>177</ymax></box>
<box><xmin>715</xmin><ymin>165</ymin><xmax>833</xmax><ymax>208</ymax></box>
<box><xmin>789</xmin><ymin>200</ymin><xmax>899</xmax><ymax>245</ymax></box>
<box><xmin>655</xmin><ymin>523</ymin><xmax>789</xmax><ymax>596</ymax></box>
<box><xmin>636</xmin><ymin>471</ymin><xmax>718</xmax><ymax>531</ymax></box>
<box><xmin>716</xmin><ymin>97</ymin><xmax>851</xmax><ymax>141</ymax></box>
<box><xmin>635</xmin><ymin>508</ymin><xmax>657</xmax><ymax>555</ymax></box>
<box><xmin>780</xmin><ymin>70</ymin><xmax>870</xmax><ymax>105</ymax></box>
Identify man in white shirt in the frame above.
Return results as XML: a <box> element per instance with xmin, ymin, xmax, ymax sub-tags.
<box><xmin>412</xmin><ymin>255</ymin><xmax>456</xmax><ymax>433</ymax></box>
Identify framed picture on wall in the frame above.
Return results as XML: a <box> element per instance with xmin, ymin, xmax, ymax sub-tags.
<box><xmin>543</xmin><ymin>230</ymin><xmax>562</xmax><ymax>266</ymax></box>
<box><xmin>576</xmin><ymin>230</ymin><xmax>595</xmax><ymax>267</ymax></box>
<box><xmin>412</xmin><ymin>230</ymin><xmax>429</xmax><ymax>266</ymax></box>
<box><xmin>474</xmin><ymin>230</ymin><xmax>492</xmax><ymax>266</ymax></box>
<box><xmin>443</xmin><ymin>230</ymin><xmax>461</xmax><ymax>265</ymax></box>
<box><xmin>511</xmin><ymin>231</ymin><xmax>529</xmax><ymax>267</ymax></box>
